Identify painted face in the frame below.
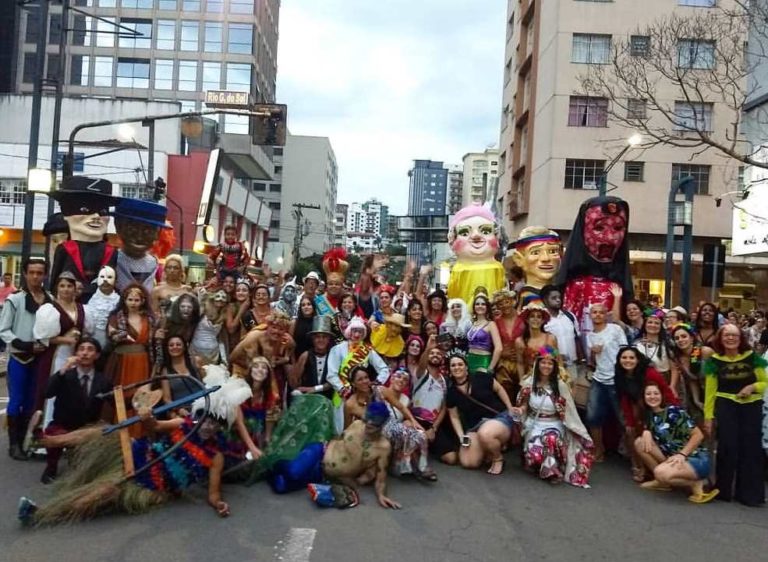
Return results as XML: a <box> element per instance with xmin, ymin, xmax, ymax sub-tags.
<box><xmin>517</xmin><ymin>241</ymin><xmax>562</xmax><ymax>287</ymax></box>
<box><xmin>116</xmin><ymin>218</ymin><xmax>160</xmax><ymax>258</ymax></box>
<box><xmin>213</xmin><ymin>290</ymin><xmax>228</xmax><ymax>305</ymax></box>
<box><xmin>583</xmin><ymin>206</ymin><xmax>627</xmax><ymax>263</ymax></box>
<box><xmin>235</xmin><ymin>284</ymin><xmax>251</xmax><ymax>303</ymax></box>
<box><xmin>282</xmin><ymin>285</ymin><xmax>297</xmax><ymax>304</ymax></box>
<box><xmin>643</xmin><ymin>385</ymin><xmax>663</xmax><ymax>409</ymax></box>
<box><xmin>451</xmin><ymin>215</ymin><xmax>499</xmax><ymax>261</ymax></box>
<box><xmin>179</xmin><ymin>297</ymin><xmax>194</xmax><ymax>319</ymax></box>
<box><xmin>167</xmin><ymin>337</ymin><xmax>185</xmax><ymax>357</ymax></box>
<box><xmin>64</xmin><ymin>212</ymin><xmax>109</xmax><ymax>243</ymax></box>
<box><xmin>672</xmin><ymin>329</ymin><xmax>693</xmax><ymax>350</ymax></box>
<box><xmin>538</xmin><ymin>357</ymin><xmax>555</xmax><ymax>376</ymax></box>
<box><xmin>96</xmin><ymin>266</ymin><xmax>116</xmax><ymax>289</ymax></box>
<box><xmin>619</xmin><ymin>350</ymin><xmax>638</xmax><ymax>371</ymax></box>
<box><xmin>349</xmin><ymin>327</ymin><xmax>365</xmax><ymax>342</ymax></box>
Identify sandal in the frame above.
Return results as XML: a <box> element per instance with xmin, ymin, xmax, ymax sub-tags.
<box><xmin>640</xmin><ymin>479</ymin><xmax>672</xmax><ymax>492</ymax></box>
<box><xmin>419</xmin><ymin>469</ymin><xmax>438</xmax><ymax>482</ymax></box>
<box><xmin>688</xmin><ymin>489</ymin><xmax>719</xmax><ymax>504</ymax></box>
<box><xmin>487</xmin><ymin>458</ymin><xmax>505</xmax><ymax>476</ymax></box>
<box><xmin>632</xmin><ymin>466</ymin><xmax>646</xmax><ymax>483</ymax></box>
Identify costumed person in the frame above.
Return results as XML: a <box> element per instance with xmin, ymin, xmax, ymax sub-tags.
<box><xmin>164</xmin><ymin>293</ymin><xmax>200</xmax><ymax>345</ymax></box>
<box><xmin>48</xmin><ymin>176</ymin><xmax>120</xmax><ymax>304</ymax></box>
<box><xmin>555</xmin><ymin>196</ymin><xmax>633</xmax><ymax>335</ymax></box>
<box><xmin>189</xmin><ymin>289</ymin><xmax>228</xmax><ymax>366</ymax></box>
<box><xmin>332</xmin><ymin>293</ymin><xmax>362</xmax><ymax>343</ymax></box>
<box><xmin>316</xmin><ymin>248</ymin><xmax>349</xmax><ymax>317</ymax></box>
<box><xmin>669</xmin><ymin>323</ymin><xmax>712</xmax><ymax>424</ymax></box>
<box><xmin>226</xmin><ymin>356</ymin><xmax>280</xmax><ymax>454</ymax></box>
<box><xmin>466</xmin><ymin>291</ymin><xmax>502</xmax><ymax>374</ymax></box>
<box><xmin>113</xmin><ymin>198</ymin><xmax>170</xmax><ymax>294</ymax></box>
<box><xmin>18</xmin><ymin>364</ymin><xmax>254</xmax><ymax>525</ymax></box>
<box><xmin>327</xmin><ymin>316</ymin><xmax>390</xmax><ymax>434</ymax></box>
<box><xmin>510</xmin><ymin>226</ymin><xmax>562</xmax><ymax>309</ymax></box>
<box><xmin>492</xmin><ymin>289</ymin><xmax>520</xmax><ymax>397</ymax></box>
<box><xmin>272</xmin><ymin>278</ymin><xmax>299</xmax><ymax>319</ymax></box>
<box><xmin>289</xmin><ymin>316</ymin><xmax>335</xmax><ymax>400</ymax></box>
<box><xmin>439</xmin><ymin>298</ymin><xmax>471</xmax><ymax>350</ymax></box>
<box><xmin>84</xmin><ymin>266</ymin><xmax>120</xmax><ymax>350</ymax></box>
<box><xmin>446</xmin><ymin>203</ymin><xmax>505</xmax><ymax>306</ymax></box>
<box><xmin>370</xmin><ymin>313</ymin><xmax>410</xmax><ymax>369</ymax></box>
<box><xmin>207</xmin><ymin>224</ymin><xmax>249</xmax><ymax>280</ymax></box>
<box><xmin>515</xmin><ymin>303</ymin><xmax>559</xmax><ymax>384</ymax></box>
<box><xmin>368</xmin><ymin>284</ymin><xmax>397</xmax><ymax>330</ymax></box>
<box><xmin>517</xmin><ymin>347</ymin><xmax>594</xmax><ymax>487</ymax></box>
<box><xmin>151</xmin><ymin>253</ymin><xmax>191</xmax><ymax>313</ymax></box>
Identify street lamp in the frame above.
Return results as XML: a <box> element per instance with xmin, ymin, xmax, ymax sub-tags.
<box><xmin>27</xmin><ymin>168</ymin><xmax>53</xmax><ymax>194</ymax></box>
<box><xmin>598</xmin><ymin>133</ymin><xmax>643</xmax><ymax>197</ymax></box>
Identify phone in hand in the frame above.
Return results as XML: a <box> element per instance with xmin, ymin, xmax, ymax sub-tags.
<box><xmin>461</xmin><ymin>435</ymin><xmax>471</xmax><ymax>447</ymax></box>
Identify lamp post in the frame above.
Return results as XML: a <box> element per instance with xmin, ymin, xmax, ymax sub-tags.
<box><xmin>663</xmin><ymin>176</ymin><xmax>695</xmax><ymax>310</ymax></box>
<box><xmin>598</xmin><ymin>133</ymin><xmax>643</xmax><ymax>197</ymax></box>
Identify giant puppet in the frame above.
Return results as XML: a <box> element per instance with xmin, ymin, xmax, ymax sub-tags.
<box><xmin>511</xmin><ymin>226</ymin><xmax>563</xmax><ymax>308</ymax></box>
<box><xmin>446</xmin><ymin>204</ymin><xmax>506</xmax><ymax>306</ymax></box>
<box><xmin>555</xmin><ymin>196</ymin><xmax>634</xmax><ymax>331</ymax></box>
<box><xmin>48</xmin><ymin>176</ymin><xmax>121</xmax><ymax>303</ymax></box>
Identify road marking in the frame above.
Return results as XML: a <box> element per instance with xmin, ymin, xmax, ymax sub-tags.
<box><xmin>274</xmin><ymin>528</ymin><xmax>316</xmax><ymax>562</ymax></box>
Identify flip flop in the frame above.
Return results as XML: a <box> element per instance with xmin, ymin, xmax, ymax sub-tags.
<box><xmin>487</xmin><ymin>459</ymin><xmax>505</xmax><ymax>476</ymax></box>
<box><xmin>640</xmin><ymin>479</ymin><xmax>672</xmax><ymax>492</ymax></box>
<box><xmin>688</xmin><ymin>489</ymin><xmax>720</xmax><ymax>504</ymax></box>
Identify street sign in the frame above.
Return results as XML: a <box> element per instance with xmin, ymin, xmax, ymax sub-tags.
<box><xmin>204</xmin><ymin>90</ymin><xmax>251</xmax><ymax>108</ymax></box>
<box><xmin>701</xmin><ymin>243</ymin><xmax>726</xmax><ymax>289</ymax></box>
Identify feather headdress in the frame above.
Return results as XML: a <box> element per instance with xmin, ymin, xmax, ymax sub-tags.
<box><xmin>192</xmin><ymin>364</ymin><xmax>252</xmax><ymax>428</ymax></box>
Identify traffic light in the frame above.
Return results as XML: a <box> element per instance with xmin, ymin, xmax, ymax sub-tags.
<box><xmin>152</xmin><ymin>177</ymin><xmax>166</xmax><ymax>202</ymax></box>
<box><xmin>252</xmin><ymin>104</ymin><xmax>287</xmax><ymax>147</ymax></box>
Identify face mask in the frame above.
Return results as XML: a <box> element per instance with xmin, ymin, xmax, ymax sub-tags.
<box><xmin>97</xmin><ymin>266</ymin><xmax>116</xmax><ymax>287</ymax></box>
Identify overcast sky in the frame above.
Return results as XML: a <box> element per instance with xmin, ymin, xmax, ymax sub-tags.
<box><xmin>276</xmin><ymin>1</ymin><xmax>506</xmax><ymax>215</ymax></box>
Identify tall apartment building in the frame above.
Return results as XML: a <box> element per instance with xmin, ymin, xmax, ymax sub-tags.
<box><xmin>407</xmin><ymin>159</ymin><xmax>448</xmax><ymax>264</ymax></box>
<box><xmin>497</xmin><ymin>0</ymin><xmax>762</xmax><ymax>305</ymax></box>
<box><xmin>446</xmin><ymin>164</ymin><xmax>464</xmax><ymax>215</ymax></box>
<box><xmin>334</xmin><ymin>203</ymin><xmax>348</xmax><ymax>248</ymax></box>
<box><xmin>461</xmin><ymin>149</ymin><xmax>499</xmax><ymax>206</ymax></box>
<box><xmin>362</xmin><ymin>198</ymin><xmax>388</xmax><ymax>238</ymax></box>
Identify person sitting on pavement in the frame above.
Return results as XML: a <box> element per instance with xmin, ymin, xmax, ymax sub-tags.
<box><xmin>634</xmin><ymin>381</ymin><xmax>719</xmax><ymax>504</ymax></box>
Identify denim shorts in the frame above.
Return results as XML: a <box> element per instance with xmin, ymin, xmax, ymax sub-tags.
<box><xmin>470</xmin><ymin>411</ymin><xmax>518</xmax><ymax>433</ymax></box>
<box><xmin>586</xmin><ymin>380</ymin><xmax>624</xmax><ymax>427</ymax></box>
<box><xmin>687</xmin><ymin>452</ymin><xmax>711</xmax><ymax>480</ymax></box>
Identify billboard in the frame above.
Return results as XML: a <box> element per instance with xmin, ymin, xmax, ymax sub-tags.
<box><xmin>731</xmin><ymin>166</ymin><xmax>768</xmax><ymax>256</ymax></box>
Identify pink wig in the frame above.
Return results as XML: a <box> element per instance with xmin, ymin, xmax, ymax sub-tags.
<box><xmin>449</xmin><ymin>203</ymin><xmax>496</xmax><ymax>230</ymax></box>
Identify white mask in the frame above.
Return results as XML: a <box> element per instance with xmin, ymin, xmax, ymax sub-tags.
<box><xmin>96</xmin><ymin>266</ymin><xmax>116</xmax><ymax>288</ymax></box>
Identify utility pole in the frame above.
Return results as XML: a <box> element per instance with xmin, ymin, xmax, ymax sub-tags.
<box><xmin>292</xmin><ymin>203</ymin><xmax>320</xmax><ymax>266</ymax></box>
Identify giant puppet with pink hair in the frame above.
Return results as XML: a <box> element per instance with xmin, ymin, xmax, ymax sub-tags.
<box><xmin>446</xmin><ymin>203</ymin><xmax>506</xmax><ymax>305</ymax></box>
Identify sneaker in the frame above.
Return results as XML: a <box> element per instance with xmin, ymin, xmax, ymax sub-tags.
<box><xmin>17</xmin><ymin>497</ymin><xmax>38</xmax><ymax>525</ymax></box>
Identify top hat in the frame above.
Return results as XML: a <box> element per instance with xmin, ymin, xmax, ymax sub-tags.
<box><xmin>113</xmin><ymin>198</ymin><xmax>170</xmax><ymax>229</ymax></box>
<box><xmin>308</xmin><ymin>315</ymin><xmax>334</xmax><ymax>336</ymax></box>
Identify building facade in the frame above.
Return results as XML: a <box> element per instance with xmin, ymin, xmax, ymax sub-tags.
<box><xmin>497</xmin><ymin>0</ymin><xmax>767</xmax><ymax>306</ymax></box>
<box><xmin>461</xmin><ymin>149</ymin><xmax>499</xmax><ymax>206</ymax></box>
<box><xmin>446</xmin><ymin>163</ymin><xmax>463</xmax><ymax>215</ymax></box>
<box><xmin>333</xmin><ymin>203</ymin><xmax>347</xmax><ymax>248</ymax></box>
<box><xmin>407</xmin><ymin>159</ymin><xmax>448</xmax><ymax>264</ymax></box>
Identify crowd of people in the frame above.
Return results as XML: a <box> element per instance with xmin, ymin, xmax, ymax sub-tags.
<box><xmin>1</xmin><ymin>245</ymin><xmax>767</xmax><ymax>525</ymax></box>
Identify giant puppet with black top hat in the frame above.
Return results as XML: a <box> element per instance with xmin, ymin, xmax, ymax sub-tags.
<box><xmin>47</xmin><ymin>176</ymin><xmax>121</xmax><ymax>304</ymax></box>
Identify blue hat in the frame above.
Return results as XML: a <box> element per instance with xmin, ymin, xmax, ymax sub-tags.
<box><xmin>113</xmin><ymin>199</ymin><xmax>170</xmax><ymax>229</ymax></box>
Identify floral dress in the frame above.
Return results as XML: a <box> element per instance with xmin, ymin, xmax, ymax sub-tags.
<box><xmin>380</xmin><ymin>393</ymin><xmax>429</xmax><ymax>476</ymax></box>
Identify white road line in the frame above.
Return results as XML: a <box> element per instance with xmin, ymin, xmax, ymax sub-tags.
<box><xmin>274</xmin><ymin>528</ymin><xmax>316</xmax><ymax>562</ymax></box>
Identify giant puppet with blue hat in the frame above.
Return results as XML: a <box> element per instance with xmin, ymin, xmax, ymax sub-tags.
<box><xmin>46</xmin><ymin>176</ymin><xmax>121</xmax><ymax>303</ymax></box>
<box><xmin>113</xmin><ymin>198</ymin><xmax>172</xmax><ymax>293</ymax></box>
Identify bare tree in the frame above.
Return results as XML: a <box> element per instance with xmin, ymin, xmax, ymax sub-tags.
<box><xmin>579</xmin><ymin>2</ymin><xmax>768</xmax><ymax>171</ymax></box>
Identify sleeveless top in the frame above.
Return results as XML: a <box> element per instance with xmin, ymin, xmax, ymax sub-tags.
<box><xmin>467</xmin><ymin>322</ymin><xmax>493</xmax><ymax>351</ymax></box>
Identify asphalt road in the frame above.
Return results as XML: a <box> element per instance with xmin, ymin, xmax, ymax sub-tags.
<box><xmin>0</xmin><ymin>432</ymin><xmax>766</xmax><ymax>562</ymax></box>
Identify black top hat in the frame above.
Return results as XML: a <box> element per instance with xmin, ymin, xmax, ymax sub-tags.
<box><xmin>308</xmin><ymin>315</ymin><xmax>334</xmax><ymax>336</ymax></box>
<box><xmin>51</xmin><ymin>176</ymin><xmax>119</xmax><ymax>202</ymax></box>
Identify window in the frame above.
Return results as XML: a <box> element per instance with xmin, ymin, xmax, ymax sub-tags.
<box><xmin>25</xmin><ymin>9</ymin><xmax>39</xmax><ymax>44</ymax></box>
<box><xmin>630</xmin><ymin>35</ymin><xmax>649</xmax><ymax>57</ymax></box>
<box><xmin>677</xmin><ymin>39</ymin><xmax>715</xmax><ymax>69</ymax></box>
<box><xmin>273</xmin><ymin>147</ymin><xmax>283</xmax><ymax>156</ymax></box>
<box><xmin>674</xmin><ymin>101</ymin><xmax>713</xmax><ymax>131</ymax></box>
<box><xmin>204</xmin><ymin>22</ymin><xmax>222</xmax><ymax>52</ymax></box>
<box><xmin>0</xmin><ymin>179</ymin><xmax>28</xmax><ymax>205</ymax></box>
<box><xmin>46</xmin><ymin>54</ymin><xmax>61</xmax><ymax>80</ymax></box>
<box><xmin>230</xmin><ymin>0</ymin><xmax>254</xmax><ymax>14</ymax></box>
<box><xmin>253</xmin><ymin>182</ymin><xmax>266</xmax><ymax>191</ymax></box>
<box><xmin>120</xmin><ymin>184</ymin><xmax>151</xmax><ymax>200</ymax></box>
<box><xmin>182</xmin><ymin>0</ymin><xmax>200</xmax><ymax>10</ymax></box>
<box><xmin>568</xmin><ymin>96</ymin><xmax>609</xmax><ymax>127</ymax></box>
<box><xmin>274</xmin><ymin>165</ymin><xmax>282</xmax><ymax>175</ymax></box>
<box><xmin>178</xmin><ymin>60</ymin><xmax>197</xmax><ymax>90</ymax></box>
<box><xmin>564</xmin><ymin>159</ymin><xmax>605</xmax><ymax>189</ymax></box>
<box><xmin>72</xmin><ymin>15</ymin><xmax>87</xmax><ymax>46</ymax></box>
<box><xmin>269</xmin><ymin>218</ymin><xmax>280</xmax><ymax>229</ymax></box>
<box><xmin>202</xmin><ymin>61</ymin><xmax>221</xmax><ymax>91</ymax></box>
<box><xmin>95</xmin><ymin>17</ymin><xmax>116</xmax><ymax>47</ymax></box>
<box><xmin>156</xmin><ymin>20</ymin><xmax>175</xmax><ymax>49</ymax></box>
<box><xmin>49</xmin><ymin>14</ymin><xmax>62</xmax><ymax>45</ymax></box>
<box><xmin>679</xmin><ymin>0</ymin><xmax>715</xmax><ymax>6</ymax></box>
<box><xmin>93</xmin><ymin>56</ymin><xmax>113</xmax><ymax>86</ymax></box>
<box><xmin>624</xmin><ymin>161</ymin><xmax>645</xmax><ymax>182</ymax></box>
<box><xmin>268</xmin><ymin>201</ymin><xmax>281</xmax><ymax>210</ymax></box>
<box><xmin>23</xmin><ymin>53</ymin><xmax>37</xmax><ymax>84</ymax></box>
<box><xmin>627</xmin><ymin>99</ymin><xmax>647</xmax><ymax>119</ymax></box>
<box><xmin>157</xmin><ymin>0</ymin><xmax>177</xmax><ymax>8</ymax></box>
<box><xmin>117</xmin><ymin>58</ymin><xmax>150</xmax><ymax>88</ymax></box>
<box><xmin>121</xmin><ymin>0</ymin><xmax>153</xmax><ymax>7</ymax></box>
<box><xmin>572</xmin><ymin>33</ymin><xmax>611</xmax><ymax>64</ymax></box>
<box><xmin>228</xmin><ymin>23</ymin><xmax>253</xmax><ymax>54</ymax></box>
<box><xmin>206</xmin><ymin>0</ymin><xmax>224</xmax><ymax>12</ymax></box>
<box><xmin>119</xmin><ymin>19</ymin><xmax>152</xmax><ymax>49</ymax></box>
<box><xmin>270</xmin><ymin>184</ymin><xmax>282</xmax><ymax>192</ymax></box>
<box><xmin>70</xmin><ymin>55</ymin><xmax>90</xmax><ymax>86</ymax></box>
<box><xmin>671</xmin><ymin>163</ymin><xmax>710</xmax><ymax>195</ymax></box>
<box><xmin>154</xmin><ymin>59</ymin><xmax>174</xmax><ymax>89</ymax></box>
<box><xmin>180</xmin><ymin>21</ymin><xmax>199</xmax><ymax>51</ymax></box>
<box><xmin>226</xmin><ymin>63</ymin><xmax>251</xmax><ymax>91</ymax></box>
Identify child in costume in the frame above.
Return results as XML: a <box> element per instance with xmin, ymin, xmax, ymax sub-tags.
<box><xmin>208</xmin><ymin>225</ymin><xmax>249</xmax><ymax>280</ymax></box>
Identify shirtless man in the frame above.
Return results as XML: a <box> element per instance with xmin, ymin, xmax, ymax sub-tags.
<box><xmin>322</xmin><ymin>401</ymin><xmax>400</xmax><ymax>509</ymax></box>
<box><xmin>230</xmin><ymin>311</ymin><xmax>295</xmax><ymax>373</ymax></box>
<box><xmin>152</xmin><ymin>254</ymin><xmax>192</xmax><ymax>313</ymax></box>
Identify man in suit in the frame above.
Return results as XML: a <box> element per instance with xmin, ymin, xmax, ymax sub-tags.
<box><xmin>41</xmin><ymin>337</ymin><xmax>112</xmax><ymax>483</ymax></box>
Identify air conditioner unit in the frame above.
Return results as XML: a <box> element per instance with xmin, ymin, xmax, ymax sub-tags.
<box><xmin>583</xmin><ymin>181</ymin><xmax>597</xmax><ymax>190</ymax></box>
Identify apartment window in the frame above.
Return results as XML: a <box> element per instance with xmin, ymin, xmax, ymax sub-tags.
<box><xmin>677</xmin><ymin>39</ymin><xmax>715</xmax><ymax>69</ymax></box>
<box><xmin>93</xmin><ymin>56</ymin><xmax>113</xmax><ymax>86</ymax></box>
<box><xmin>156</xmin><ymin>20</ymin><xmax>175</xmax><ymax>50</ymax></box>
<box><xmin>671</xmin><ymin>163</ymin><xmax>710</xmax><ymax>195</ymax></box>
<box><xmin>226</xmin><ymin>63</ymin><xmax>251</xmax><ymax>91</ymax></box>
<box><xmin>120</xmin><ymin>184</ymin><xmax>150</xmax><ymax>200</ymax></box>
<box><xmin>0</xmin><ymin>179</ymin><xmax>28</xmax><ymax>205</ymax></box>
<box><xmin>624</xmin><ymin>161</ymin><xmax>645</xmax><ymax>182</ymax></box>
<box><xmin>70</xmin><ymin>55</ymin><xmax>90</xmax><ymax>86</ymax></box>
<box><xmin>274</xmin><ymin>165</ymin><xmax>283</xmax><ymax>174</ymax></box>
<box><xmin>268</xmin><ymin>201</ymin><xmax>281</xmax><ymax>210</ymax></box>
<box><xmin>121</xmin><ymin>0</ymin><xmax>153</xmax><ymax>7</ymax></box>
<box><xmin>182</xmin><ymin>0</ymin><xmax>200</xmax><ymax>10</ymax></box>
<box><xmin>22</xmin><ymin>53</ymin><xmax>37</xmax><ymax>84</ymax></box>
<box><xmin>202</xmin><ymin>61</ymin><xmax>221</xmax><ymax>92</ymax></box>
<box><xmin>564</xmin><ymin>159</ymin><xmax>605</xmax><ymax>189</ymax></box>
<box><xmin>46</xmin><ymin>54</ymin><xmax>61</xmax><ymax>80</ymax></box>
<box><xmin>253</xmin><ymin>182</ymin><xmax>266</xmax><ymax>191</ymax></box>
<box><xmin>228</xmin><ymin>23</ymin><xmax>253</xmax><ymax>54</ymax></box>
<box><xmin>627</xmin><ymin>99</ymin><xmax>647</xmax><ymax>119</ymax></box>
<box><xmin>674</xmin><ymin>101</ymin><xmax>713</xmax><ymax>131</ymax></box>
<box><xmin>270</xmin><ymin>218</ymin><xmax>280</xmax><ymax>229</ymax></box>
<box><xmin>117</xmin><ymin>58</ymin><xmax>150</xmax><ymax>88</ymax></box>
<box><xmin>49</xmin><ymin>14</ymin><xmax>62</xmax><ymax>45</ymax></box>
<box><xmin>230</xmin><ymin>0</ymin><xmax>254</xmax><ymax>14</ymax></box>
<box><xmin>206</xmin><ymin>0</ymin><xmax>224</xmax><ymax>12</ymax></box>
<box><xmin>270</xmin><ymin>184</ymin><xmax>282</xmax><ymax>192</ymax></box>
<box><xmin>273</xmin><ymin>147</ymin><xmax>283</xmax><ymax>156</ymax></box>
<box><xmin>157</xmin><ymin>0</ymin><xmax>177</xmax><ymax>8</ymax></box>
<box><xmin>572</xmin><ymin>33</ymin><xmax>611</xmax><ymax>64</ymax></box>
<box><xmin>119</xmin><ymin>19</ymin><xmax>152</xmax><ymax>49</ymax></box>
<box><xmin>178</xmin><ymin>60</ymin><xmax>197</xmax><ymax>90</ymax></box>
<box><xmin>25</xmin><ymin>9</ymin><xmax>40</xmax><ymax>44</ymax></box>
<box><xmin>630</xmin><ymin>35</ymin><xmax>650</xmax><ymax>57</ymax></box>
<box><xmin>154</xmin><ymin>59</ymin><xmax>174</xmax><ymax>89</ymax></box>
<box><xmin>180</xmin><ymin>21</ymin><xmax>199</xmax><ymax>51</ymax></box>
<box><xmin>679</xmin><ymin>0</ymin><xmax>715</xmax><ymax>6</ymax></box>
<box><xmin>204</xmin><ymin>22</ymin><xmax>223</xmax><ymax>52</ymax></box>
<box><xmin>568</xmin><ymin>96</ymin><xmax>609</xmax><ymax>127</ymax></box>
